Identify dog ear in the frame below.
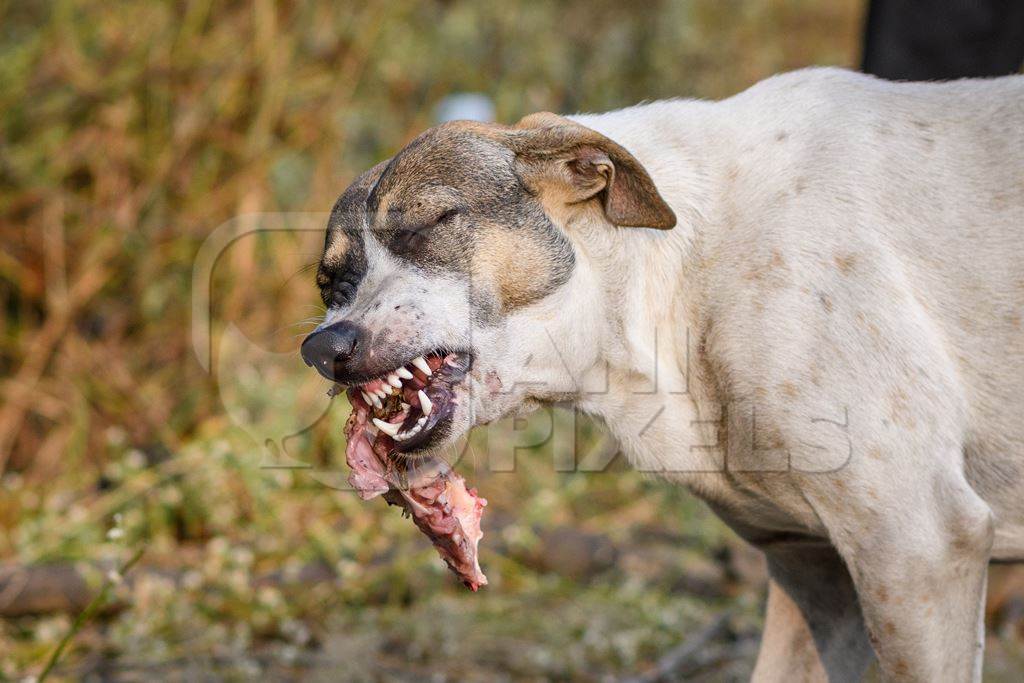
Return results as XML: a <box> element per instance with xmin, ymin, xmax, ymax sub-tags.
<box><xmin>507</xmin><ymin>112</ymin><xmax>676</xmax><ymax>229</ymax></box>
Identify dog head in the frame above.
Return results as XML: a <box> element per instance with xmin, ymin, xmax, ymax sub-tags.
<box><xmin>300</xmin><ymin>113</ymin><xmax>675</xmax><ymax>457</ymax></box>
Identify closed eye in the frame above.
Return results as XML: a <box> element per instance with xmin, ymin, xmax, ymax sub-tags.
<box><xmin>392</xmin><ymin>208</ymin><xmax>460</xmax><ymax>253</ymax></box>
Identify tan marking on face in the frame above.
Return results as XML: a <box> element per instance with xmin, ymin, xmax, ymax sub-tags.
<box><xmin>472</xmin><ymin>222</ymin><xmax>566</xmax><ymax>312</ymax></box>
<box><xmin>323</xmin><ymin>230</ymin><xmax>351</xmax><ymax>267</ymax></box>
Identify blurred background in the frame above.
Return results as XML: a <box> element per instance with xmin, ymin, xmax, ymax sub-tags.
<box><xmin>1</xmin><ymin>0</ymin><xmax>1022</xmax><ymax>680</ymax></box>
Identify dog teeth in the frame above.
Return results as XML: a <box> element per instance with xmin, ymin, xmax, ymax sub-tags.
<box><xmin>400</xmin><ymin>401</ymin><xmax>410</xmax><ymax>413</ymax></box>
<box><xmin>396</xmin><ymin>367</ymin><xmax>414</xmax><ymax>380</ymax></box>
<box><xmin>374</xmin><ymin>387</ymin><xmax>388</xmax><ymax>400</ymax></box>
<box><xmin>411</xmin><ymin>356</ymin><xmax>432</xmax><ymax>376</ymax></box>
<box><xmin>395</xmin><ymin>420</ymin><xmax>426</xmax><ymax>441</ymax></box>
<box><xmin>417</xmin><ymin>390</ymin><xmax>432</xmax><ymax>416</ymax></box>
<box><xmin>372</xmin><ymin>418</ymin><xmax>400</xmax><ymax>437</ymax></box>
<box><xmin>360</xmin><ymin>389</ymin><xmax>382</xmax><ymax>409</ymax></box>
<box><xmin>387</xmin><ymin>373</ymin><xmax>403</xmax><ymax>389</ymax></box>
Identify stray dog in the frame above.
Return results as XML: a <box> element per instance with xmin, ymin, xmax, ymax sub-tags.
<box><xmin>300</xmin><ymin>68</ymin><xmax>1024</xmax><ymax>681</ymax></box>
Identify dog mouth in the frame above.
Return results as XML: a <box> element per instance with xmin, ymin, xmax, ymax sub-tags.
<box><xmin>341</xmin><ymin>351</ymin><xmax>473</xmax><ymax>455</ymax></box>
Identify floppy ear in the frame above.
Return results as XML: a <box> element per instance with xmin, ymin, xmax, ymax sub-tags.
<box><xmin>508</xmin><ymin>112</ymin><xmax>676</xmax><ymax>229</ymax></box>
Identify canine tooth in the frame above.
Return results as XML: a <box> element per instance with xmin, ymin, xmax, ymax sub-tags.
<box><xmin>396</xmin><ymin>367</ymin><xmax>414</xmax><ymax>380</ymax></box>
<box><xmin>360</xmin><ymin>391</ymin><xmax>373</xmax><ymax>406</ymax></box>
<box><xmin>371</xmin><ymin>393</ymin><xmax>383</xmax><ymax>409</ymax></box>
<box><xmin>417</xmin><ymin>390</ymin><xmax>432</xmax><ymax>416</ymax></box>
<box><xmin>372</xmin><ymin>418</ymin><xmax>400</xmax><ymax>437</ymax></box>
<box><xmin>412</xmin><ymin>356</ymin><xmax>432</xmax><ymax>376</ymax></box>
<box><xmin>387</xmin><ymin>373</ymin><xmax>403</xmax><ymax>388</ymax></box>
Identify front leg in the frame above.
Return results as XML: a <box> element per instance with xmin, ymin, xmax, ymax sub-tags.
<box><xmin>752</xmin><ymin>542</ymin><xmax>874</xmax><ymax>683</ymax></box>
<box><xmin>809</xmin><ymin>467</ymin><xmax>993</xmax><ymax>682</ymax></box>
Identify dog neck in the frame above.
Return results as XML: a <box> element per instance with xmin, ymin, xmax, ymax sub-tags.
<box><xmin>564</xmin><ymin>104</ymin><xmax>728</xmax><ymax>486</ymax></box>
<box><xmin>567</xmin><ymin>222</ymin><xmax>722</xmax><ymax>489</ymax></box>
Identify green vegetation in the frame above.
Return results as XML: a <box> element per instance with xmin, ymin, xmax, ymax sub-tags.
<box><xmin>3</xmin><ymin>0</ymin><xmax>1021</xmax><ymax>679</ymax></box>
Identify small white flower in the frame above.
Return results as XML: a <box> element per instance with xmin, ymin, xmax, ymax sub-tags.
<box><xmin>125</xmin><ymin>449</ymin><xmax>147</xmax><ymax>469</ymax></box>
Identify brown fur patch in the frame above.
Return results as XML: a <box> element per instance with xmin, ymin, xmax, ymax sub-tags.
<box><xmin>779</xmin><ymin>382</ymin><xmax>799</xmax><ymax>398</ymax></box>
<box><xmin>888</xmin><ymin>388</ymin><xmax>916</xmax><ymax>429</ymax></box>
<box><xmin>834</xmin><ymin>253</ymin><xmax>858</xmax><ymax>275</ymax></box>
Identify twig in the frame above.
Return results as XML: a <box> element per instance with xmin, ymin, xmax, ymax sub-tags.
<box><xmin>37</xmin><ymin>547</ymin><xmax>145</xmax><ymax>683</ymax></box>
<box><xmin>0</xmin><ymin>236</ymin><xmax>116</xmax><ymax>473</ymax></box>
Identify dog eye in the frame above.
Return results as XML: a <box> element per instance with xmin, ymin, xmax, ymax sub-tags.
<box><xmin>392</xmin><ymin>208</ymin><xmax>459</xmax><ymax>254</ymax></box>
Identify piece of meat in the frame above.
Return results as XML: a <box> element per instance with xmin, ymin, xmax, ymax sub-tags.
<box><xmin>344</xmin><ymin>400</ymin><xmax>488</xmax><ymax>591</ymax></box>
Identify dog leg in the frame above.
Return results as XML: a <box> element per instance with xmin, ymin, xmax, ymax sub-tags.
<box><xmin>813</xmin><ymin>470</ymin><xmax>993</xmax><ymax>682</ymax></box>
<box><xmin>752</xmin><ymin>542</ymin><xmax>873</xmax><ymax>683</ymax></box>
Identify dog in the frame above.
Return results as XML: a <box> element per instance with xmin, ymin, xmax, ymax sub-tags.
<box><xmin>300</xmin><ymin>67</ymin><xmax>1024</xmax><ymax>681</ymax></box>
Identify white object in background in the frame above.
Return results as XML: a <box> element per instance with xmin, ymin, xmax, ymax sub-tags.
<box><xmin>434</xmin><ymin>93</ymin><xmax>495</xmax><ymax>124</ymax></box>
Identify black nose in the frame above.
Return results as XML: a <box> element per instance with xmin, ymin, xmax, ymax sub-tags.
<box><xmin>300</xmin><ymin>321</ymin><xmax>366</xmax><ymax>381</ymax></box>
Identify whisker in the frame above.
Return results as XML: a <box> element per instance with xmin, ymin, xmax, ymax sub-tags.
<box><xmin>274</xmin><ymin>260</ymin><xmax>323</xmax><ymax>298</ymax></box>
<box><xmin>283</xmin><ymin>319</ymin><xmax>325</xmax><ymax>334</ymax></box>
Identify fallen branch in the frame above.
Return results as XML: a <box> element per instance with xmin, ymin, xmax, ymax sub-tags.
<box><xmin>0</xmin><ymin>558</ymin><xmax>339</xmax><ymax>618</ymax></box>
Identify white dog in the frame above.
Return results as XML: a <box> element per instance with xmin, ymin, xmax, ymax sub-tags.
<box><xmin>301</xmin><ymin>68</ymin><xmax>1024</xmax><ymax>681</ymax></box>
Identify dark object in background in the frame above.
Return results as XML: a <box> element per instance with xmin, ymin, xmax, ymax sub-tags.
<box><xmin>863</xmin><ymin>0</ymin><xmax>1024</xmax><ymax>80</ymax></box>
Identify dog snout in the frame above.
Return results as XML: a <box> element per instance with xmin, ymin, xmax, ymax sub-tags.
<box><xmin>300</xmin><ymin>320</ymin><xmax>367</xmax><ymax>381</ymax></box>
